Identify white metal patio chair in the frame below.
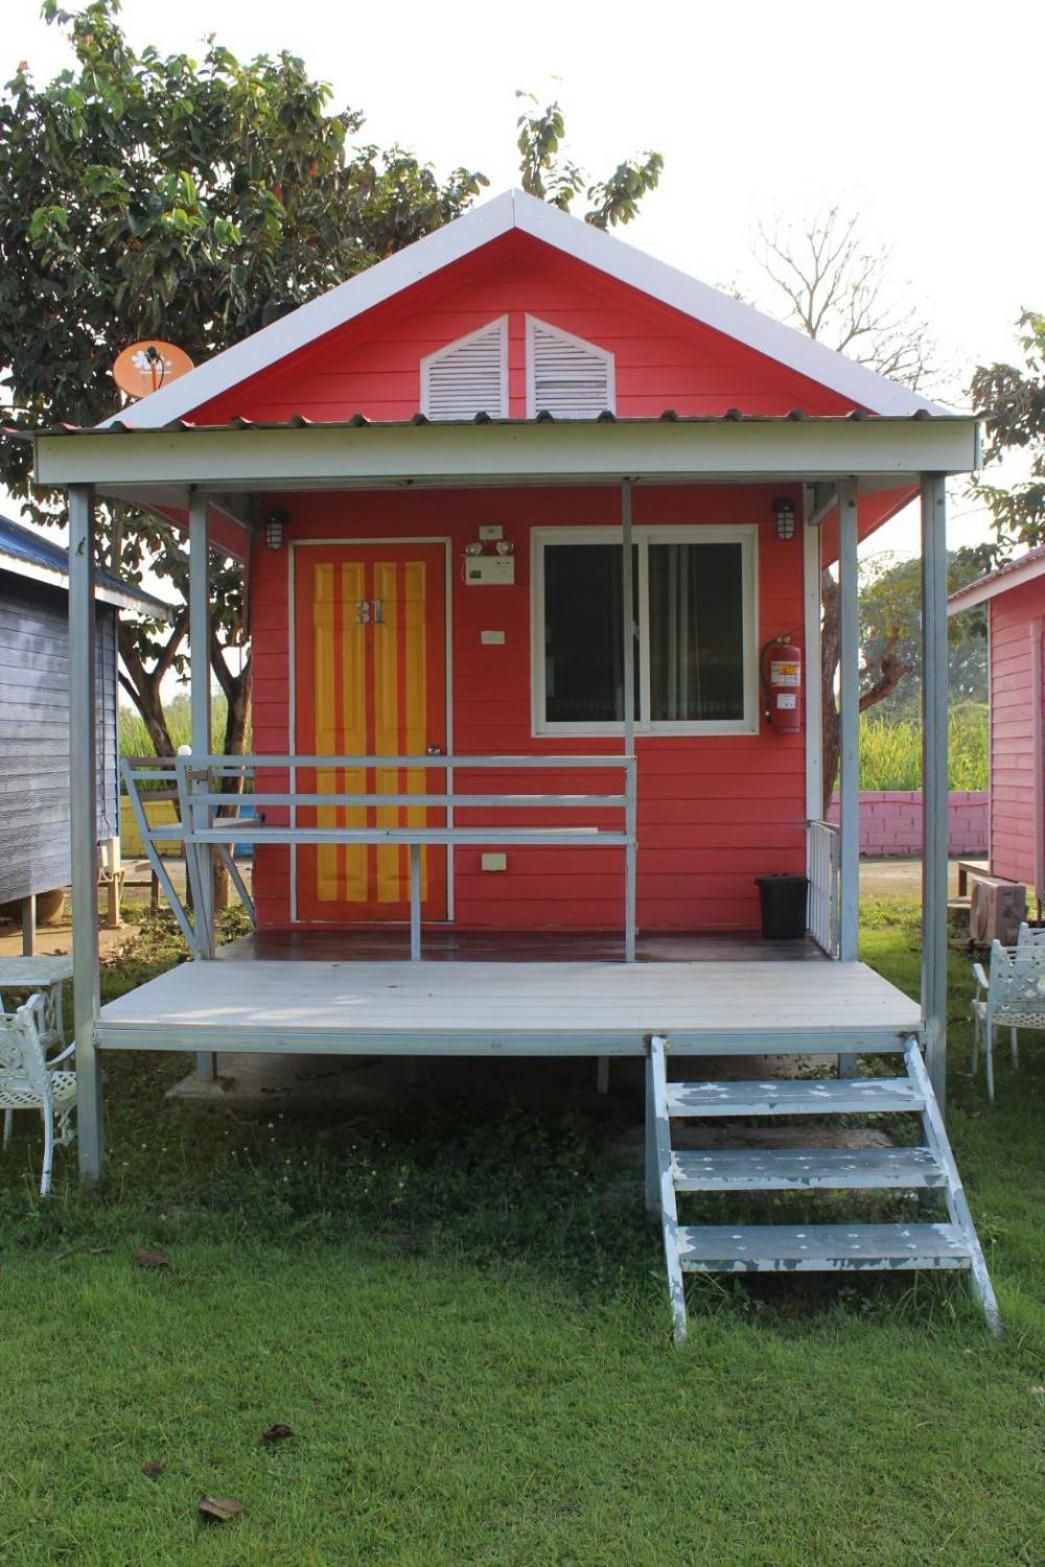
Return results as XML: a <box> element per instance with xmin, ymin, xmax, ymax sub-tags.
<box><xmin>1016</xmin><ymin>922</ymin><xmax>1045</xmax><ymax>948</ymax></box>
<box><xmin>971</xmin><ymin>940</ymin><xmax>1045</xmax><ymax>1102</ymax></box>
<box><xmin>0</xmin><ymin>993</ymin><xmax>77</xmax><ymax>1194</ymax></box>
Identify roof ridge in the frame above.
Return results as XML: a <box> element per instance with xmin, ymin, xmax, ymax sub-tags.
<box><xmin>99</xmin><ymin>187</ymin><xmax>953</xmax><ymax>431</ymax></box>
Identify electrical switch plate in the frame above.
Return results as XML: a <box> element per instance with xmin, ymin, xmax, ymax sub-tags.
<box><xmin>481</xmin><ymin>852</ymin><xmax>508</xmax><ymax>872</ymax></box>
<box><xmin>480</xmin><ymin>629</ymin><xmax>506</xmax><ymax>645</ymax></box>
<box><xmin>464</xmin><ymin>556</ymin><xmax>515</xmax><ymax>586</ymax></box>
<box><xmin>478</xmin><ymin>524</ymin><xmax>503</xmax><ymax>541</ymax></box>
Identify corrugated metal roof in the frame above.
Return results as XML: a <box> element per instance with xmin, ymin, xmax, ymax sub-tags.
<box><xmin>0</xmin><ymin>513</ymin><xmax>173</xmax><ymax>617</ymax></box>
<box><xmin>947</xmin><ymin>542</ymin><xmax>1045</xmax><ymax>614</ymax></box>
<box><xmin>8</xmin><ymin>406</ymin><xmax>952</xmax><ymax>439</ymax></box>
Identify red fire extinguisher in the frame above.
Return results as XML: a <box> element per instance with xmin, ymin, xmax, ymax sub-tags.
<box><xmin>761</xmin><ymin>634</ymin><xmax>803</xmax><ymax>734</ymax></box>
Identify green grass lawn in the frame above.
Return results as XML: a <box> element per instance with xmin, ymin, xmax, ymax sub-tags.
<box><xmin>0</xmin><ymin>901</ymin><xmax>1041</xmax><ymax>1565</ymax></box>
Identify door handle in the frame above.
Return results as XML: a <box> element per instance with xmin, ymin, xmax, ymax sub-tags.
<box><xmin>426</xmin><ymin>745</ymin><xmax>443</xmax><ymax>755</ymax></box>
<box><xmin>373</xmin><ymin>598</ymin><xmax>383</xmax><ymax>623</ymax></box>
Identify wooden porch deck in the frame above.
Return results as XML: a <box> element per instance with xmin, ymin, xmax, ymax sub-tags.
<box><xmin>95</xmin><ymin>932</ymin><xmax>921</xmax><ymax>1056</ymax></box>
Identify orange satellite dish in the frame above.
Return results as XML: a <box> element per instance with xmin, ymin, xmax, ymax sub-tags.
<box><xmin>112</xmin><ymin>339</ymin><xmax>195</xmax><ymax>399</ymax></box>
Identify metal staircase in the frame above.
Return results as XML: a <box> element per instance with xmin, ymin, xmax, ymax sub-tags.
<box><xmin>645</xmin><ymin>1033</ymin><xmax>1000</xmax><ymax>1342</ymax></box>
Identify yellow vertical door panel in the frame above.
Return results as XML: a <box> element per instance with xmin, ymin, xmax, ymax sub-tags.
<box><xmin>372</xmin><ymin>560</ymin><xmax>402</xmax><ymax>903</ymax></box>
<box><xmin>401</xmin><ymin>561</ymin><xmax>429</xmax><ymax>899</ymax></box>
<box><xmin>339</xmin><ymin>561</ymin><xmax>368</xmax><ymax>903</ymax></box>
<box><xmin>312</xmin><ymin>564</ymin><xmax>339</xmax><ymax>904</ymax></box>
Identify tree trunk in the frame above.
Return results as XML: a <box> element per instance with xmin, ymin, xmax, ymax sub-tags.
<box><xmin>819</xmin><ymin>564</ymin><xmax>914</xmax><ymax>818</ymax></box>
<box><xmin>211</xmin><ymin>651</ymin><xmax>253</xmax><ymax>912</ymax></box>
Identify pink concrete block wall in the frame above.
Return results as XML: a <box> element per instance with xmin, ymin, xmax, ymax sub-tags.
<box><xmin>827</xmin><ymin>791</ymin><xmax>988</xmax><ymax>857</ymax></box>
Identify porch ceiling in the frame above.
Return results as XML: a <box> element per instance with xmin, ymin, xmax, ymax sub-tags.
<box><xmin>29</xmin><ymin>412</ymin><xmax>980</xmax><ymax>501</ymax></box>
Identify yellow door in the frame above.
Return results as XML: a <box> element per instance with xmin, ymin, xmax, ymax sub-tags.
<box><xmin>294</xmin><ymin>543</ymin><xmax>447</xmax><ymax>923</ymax></box>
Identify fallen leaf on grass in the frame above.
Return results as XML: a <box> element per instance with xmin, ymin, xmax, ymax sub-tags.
<box><xmin>133</xmin><ymin>1247</ymin><xmax>170</xmax><ymax>1269</ymax></box>
<box><xmin>262</xmin><ymin>1423</ymin><xmax>294</xmax><ymax>1443</ymax></box>
<box><xmin>141</xmin><ymin>1460</ymin><xmax>165</xmax><ymax>1477</ymax></box>
<box><xmin>199</xmin><ymin>1496</ymin><xmax>244</xmax><ymax>1523</ymax></box>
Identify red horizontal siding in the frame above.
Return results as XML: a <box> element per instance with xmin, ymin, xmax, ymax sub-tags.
<box><xmin>191</xmin><ymin>230</ymin><xmax>860</xmax><ymax>426</ymax></box>
<box><xmin>988</xmin><ymin>583</ymin><xmax>1045</xmax><ymax>886</ymax></box>
<box><xmin>248</xmin><ymin>483</ymin><xmax>807</xmax><ymax>932</ymax></box>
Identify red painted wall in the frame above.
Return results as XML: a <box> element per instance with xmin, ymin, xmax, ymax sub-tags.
<box><xmin>989</xmin><ymin>578</ymin><xmax>1045</xmax><ymax>887</ymax></box>
<box><xmin>192</xmin><ymin>231</ymin><xmax>861</xmax><ymax>426</ymax></box>
<box><xmin>250</xmin><ymin>484</ymin><xmax>807</xmax><ymax>933</ymax></box>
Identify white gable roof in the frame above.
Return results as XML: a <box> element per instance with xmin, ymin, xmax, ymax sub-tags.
<box><xmin>105</xmin><ymin>187</ymin><xmax>948</xmax><ymax>430</ymax></box>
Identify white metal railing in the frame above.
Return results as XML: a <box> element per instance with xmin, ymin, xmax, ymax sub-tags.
<box><xmin>121</xmin><ymin>752</ymin><xmax>638</xmax><ymax>963</ymax></box>
<box><xmin>807</xmin><ymin>818</ymin><xmax>841</xmax><ymax>957</ymax></box>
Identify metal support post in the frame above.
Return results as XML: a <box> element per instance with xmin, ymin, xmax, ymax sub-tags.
<box><xmin>409</xmin><ymin>843</ymin><xmax>422</xmax><ymax>961</ymax></box>
<box><xmin>837</xmin><ymin>479</ymin><xmax>861</xmax><ymax>1075</ymax></box>
<box><xmin>189</xmin><ymin>490</ymin><xmax>217</xmax><ymax>1082</ymax></box>
<box><xmin>69</xmin><ymin>485</ymin><xmax>103</xmax><ymax>1183</ymax></box>
<box><xmin>921</xmin><ymin>475</ymin><xmax>949</xmax><ymax>1105</ymax></box>
<box><xmin>621</xmin><ymin>479</ymin><xmax>637</xmax><ymax>962</ymax></box>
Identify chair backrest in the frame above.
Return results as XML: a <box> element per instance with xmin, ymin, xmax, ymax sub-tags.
<box><xmin>0</xmin><ymin>994</ymin><xmax>49</xmax><ymax>1100</ymax></box>
<box><xmin>988</xmin><ymin>939</ymin><xmax>1045</xmax><ymax>1019</ymax></box>
<box><xmin>1016</xmin><ymin>922</ymin><xmax>1045</xmax><ymax>948</ymax></box>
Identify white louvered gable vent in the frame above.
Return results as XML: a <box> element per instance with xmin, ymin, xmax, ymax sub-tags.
<box><xmin>420</xmin><ymin>316</ymin><xmax>508</xmax><ymax>420</ymax></box>
<box><xmin>526</xmin><ymin>317</ymin><xmax>615</xmax><ymax>419</ymax></box>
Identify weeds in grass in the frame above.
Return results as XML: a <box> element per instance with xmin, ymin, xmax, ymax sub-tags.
<box><xmin>0</xmin><ymin>898</ymin><xmax>1041</xmax><ymax>1564</ymax></box>
<box><xmin>859</xmin><ymin>703</ymin><xmax>988</xmax><ymax>791</ymax></box>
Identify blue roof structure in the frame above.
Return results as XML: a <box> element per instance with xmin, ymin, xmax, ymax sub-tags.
<box><xmin>0</xmin><ymin>512</ymin><xmax>171</xmax><ymax>617</ymax></box>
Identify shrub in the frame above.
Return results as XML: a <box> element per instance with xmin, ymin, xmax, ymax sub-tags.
<box><xmin>859</xmin><ymin>703</ymin><xmax>988</xmax><ymax>791</ymax></box>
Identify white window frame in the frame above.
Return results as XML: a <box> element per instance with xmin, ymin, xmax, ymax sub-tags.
<box><xmin>531</xmin><ymin>524</ymin><xmax>759</xmax><ymax>737</ymax></box>
<box><xmin>524</xmin><ymin>315</ymin><xmax>616</xmax><ymax>419</ymax></box>
<box><xmin>419</xmin><ymin>314</ymin><xmax>509</xmax><ymax>421</ymax></box>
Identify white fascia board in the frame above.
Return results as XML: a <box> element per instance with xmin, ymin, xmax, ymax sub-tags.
<box><xmin>101</xmin><ymin>187</ymin><xmax>951</xmax><ymax>434</ymax></box>
<box><xmin>0</xmin><ymin>550</ymin><xmax>173</xmax><ymax>617</ymax></box>
<box><xmin>512</xmin><ymin>191</ymin><xmax>949</xmax><ymax>417</ymax></box>
<box><xmin>36</xmin><ymin>418</ymin><xmax>981</xmax><ymax>492</ymax></box>
<box><xmin>101</xmin><ymin>191</ymin><xmax>520</xmax><ymax>431</ymax></box>
<box><xmin>947</xmin><ymin>550</ymin><xmax>1045</xmax><ymax>615</ymax></box>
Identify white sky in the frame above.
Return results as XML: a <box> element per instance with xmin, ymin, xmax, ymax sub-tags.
<box><xmin>5</xmin><ymin>0</ymin><xmax>1043</xmax><ymax>562</ymax></box>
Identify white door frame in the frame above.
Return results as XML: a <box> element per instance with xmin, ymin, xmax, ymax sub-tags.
<box><xmin>288</xmin><ymin>536</ymin><xmax>455</xmax><ymax>923</ymax></box>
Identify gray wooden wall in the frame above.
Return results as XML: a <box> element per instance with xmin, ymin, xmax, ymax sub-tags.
<box><xmin>0</xmin><ymin>571</ymin><xmax>119</xmax><ymax>903</ymax></box>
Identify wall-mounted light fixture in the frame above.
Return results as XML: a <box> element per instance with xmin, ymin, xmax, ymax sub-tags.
<box><xmin>265</xmin><ymin>508</ymin><xmax>289</xmax><ymax>550</ymax></box>
<box><xmin>773</xmin><ymin>496</ymin><xmax>797</xmax><ymax>541</ymax></box>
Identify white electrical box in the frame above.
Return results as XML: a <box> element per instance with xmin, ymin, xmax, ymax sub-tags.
<box><xmin>478</xmin><ymin>524</ymin><xmax>503</xmax><ymax>541</ymax></box>
<box><xmin>481</xmin><ymin>852</ymin><xmax>508</xmax><ymax>872</ymax></box>
<box><xmin>464</xmin><ymin>556</ymin><xmax>515</xmax><ymax>586</ymax></box>
<box><xmin>480</xmin><ymin>629</ymin><xmax>506</xmax><ymax>645</ymax></box>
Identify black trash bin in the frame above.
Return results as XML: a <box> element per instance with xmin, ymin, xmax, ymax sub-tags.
<box><xmin>755</xmin><ymin>873</ymin><xmax>809</xmax><ymax>940</ymax></box>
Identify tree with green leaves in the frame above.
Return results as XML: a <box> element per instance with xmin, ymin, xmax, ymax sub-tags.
<box><xmin>0</xmin><ymin>4</ymin><xmax>663</xmax><ymax>780</ymax></box>
<box><xmin>0</xmin><ymin>0</ymin><xmax>487</xmax><ymax>766</ymax></box>
<box><xmin>514</xmin><ymin>93</ymin><xmax>663</xmax><ymax>228</ymax></box>
<box><xmin>970</xmin><ymin>310</ymin><xmax>1045</xmax><ymax>551</ymax></box>
<box><xmin>858</xmin><ymin>550</ymin><xmax>988</xmax><ymax>724</ymax></box>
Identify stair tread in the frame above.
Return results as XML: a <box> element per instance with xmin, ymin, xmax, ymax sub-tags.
<box><xmin>671</xmin><ymin>1145</ymin><xmax>945</xmax><ymax>1191</ymax></box>
<box><xmin>665</xmin><ymin>1077</ymin><xmax>923</xmax><ymax>1117</ymax></box>
<box><xmin>678</xmin><ymin>1221</ymin><xmax>971</xmax><ymax>1272</ymax></box>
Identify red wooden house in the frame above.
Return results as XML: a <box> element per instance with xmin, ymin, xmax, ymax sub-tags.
<box><xmin>24</xmin><ymin>189</ymin><xmax>998</xmax><ymax>1334</ymax></box>
<box><xmin>949</xmin><ymin>546</ymin><xmax>1045</xmax><ymax>908</ymax></box>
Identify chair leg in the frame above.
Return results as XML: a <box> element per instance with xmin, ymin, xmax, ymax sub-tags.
<box><xmin>1010</xmin><ymin>1026</ymin><xmax>1019</xmax><ymax>1067</ymax></box>
<box><xmin>970</xmin><ymin>1015</ymin><xmax>979</xmax><ymax>1074</ymax></box>
<box><xmin>985</xmin><ymin>1033</ymin><xmax>995</xmax><ymax>1104</ymax></box>
<box><xmin>40</xmin><ymin>1105</ymin><xmax>54</xmax><ymax>1197</ymax></box>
